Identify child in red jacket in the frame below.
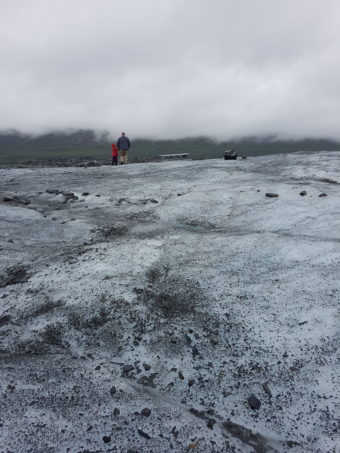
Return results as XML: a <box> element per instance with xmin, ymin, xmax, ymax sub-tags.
<box><xmin>111</xmin><ymin>143</ymin><xmax>118</xmax><ymax>165</ymax></box>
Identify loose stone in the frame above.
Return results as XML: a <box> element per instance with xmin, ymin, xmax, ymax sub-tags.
<box><xmin>123</xmin><ymin>364</ymin><xmax>134</xmax><ymax>373</ymax></box>
<box><xmin>137</xmin><ymin>429</ymin><xmax>151</xmax><ymax>439</ymax></box>
<box><xmin>248</xmin><ymin>395</ymin><xmax>261</xmax><ymax>409</ymax></box>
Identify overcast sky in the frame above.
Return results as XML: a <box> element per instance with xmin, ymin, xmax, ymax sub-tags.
<box><xmin>0</xmin><ymin>0</ymin><xmax>339</xmax><ymax>140</ymax></box>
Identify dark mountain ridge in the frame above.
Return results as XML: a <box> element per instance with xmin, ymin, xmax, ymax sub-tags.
<box><xmin>0</xmin><ymin>129</ymin><xmax>339</xmax><ymax>164</ymax></box>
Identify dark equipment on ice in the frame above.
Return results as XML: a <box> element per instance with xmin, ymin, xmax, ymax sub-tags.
<box><xmin>224</xmin><ymin>149</ymin><xmax>237</xmax><ymax>160</ymax></box>
<box><xmin>158</xmin><ymin>153</ymin><xmax>190</xmax><ymax>161</ymax></box>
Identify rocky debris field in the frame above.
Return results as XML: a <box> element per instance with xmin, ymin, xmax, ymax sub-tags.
<box><xmin>0</xmin><ymin>152</ymin><xmax>339</xmax><ymax>453</ymax></box>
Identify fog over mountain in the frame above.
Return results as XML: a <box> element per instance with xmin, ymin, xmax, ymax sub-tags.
<box><xmin>1</xmin><ymin>0</ymin><xmax>340</xmax><ymax>140</ymax></box>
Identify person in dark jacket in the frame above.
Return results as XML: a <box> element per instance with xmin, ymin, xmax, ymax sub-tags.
<box><xmin>117</xmin><ymin>132</ymin><xmax>131</xmax><ymax>164</ymax></box>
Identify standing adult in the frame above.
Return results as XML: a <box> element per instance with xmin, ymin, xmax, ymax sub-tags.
<box><xmin>117</xmin><ymin>132</ymin><xmax>131</xmax><ymax>164</ymax></box>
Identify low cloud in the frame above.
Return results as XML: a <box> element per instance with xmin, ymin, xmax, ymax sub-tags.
<box><xmin>1</xmin><ymin>0</ymin><xmax>339</xmax><ymax>139</ymax></box>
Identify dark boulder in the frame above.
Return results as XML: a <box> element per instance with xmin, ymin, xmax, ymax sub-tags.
<box><xmin>137</xmin><ymin>429</ymin><xmax>151</xmax><ymax>439</ymax></box>
<box><xmin>248</xmin><ymin>395</ymin><xmax>261</xmax><ymax>410</ymax></box>
<box><xmin>123</xmin><ymin>364</ymin><xmax>134</xmax><ymax>373</ymax></box>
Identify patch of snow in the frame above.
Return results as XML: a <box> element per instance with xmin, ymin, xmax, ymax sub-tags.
<box><xmin>0</xmin><ymin>151</ymin><xmax>339</xmax><ymax>452</ymax></box>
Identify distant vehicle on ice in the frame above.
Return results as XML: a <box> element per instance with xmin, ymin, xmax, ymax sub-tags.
<box><xmin>224</xmin><ymin>149</ymin><xmax>237</xmax><ymax>160</ymax></box>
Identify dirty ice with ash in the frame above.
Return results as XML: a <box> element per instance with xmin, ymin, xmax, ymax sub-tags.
<box><xmin>0</xmin><ymin>151</ymin><xmax>339</xmax><ymax>453</ymax></box>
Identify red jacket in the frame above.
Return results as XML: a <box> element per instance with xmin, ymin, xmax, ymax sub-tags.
<box><xmin>111</xmin><ymin>144</ymin><xmax>118</xmax><ymax>156</ymax></box>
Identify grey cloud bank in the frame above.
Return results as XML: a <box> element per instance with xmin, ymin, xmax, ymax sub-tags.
<box><xmin>1</xmin><ymin>0</ymin><xmax>340</xmax><ymax>139</ymax></box>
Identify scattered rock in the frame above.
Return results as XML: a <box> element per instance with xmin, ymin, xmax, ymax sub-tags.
<box><xmin>17</xmin><ymin>196</ymin><xmax>31</xmax><ymax>205</ymax></box>
<box><xmin>137</xmin><ymin>428</ymin><xmax>151</xmax><ymax>439</ymax></box>
<box><xmin>262</xmin><ymin>382</ymin><xmax>273</xmax><ymax>398</ymax></box>
<box><xmin>188</xmin><ymin>379</ymin><xmax>195</xmax><ymax>387</ymax></box>
<box><xmin>319</xmin><ymin>193</ymin><xmax>327</xmax><ymax>197</ymax></box>
<box><xmin>298</xmin><ymin>320</ymin><xmax>308</xmax><ymax>326</ymax></box>
<box><xmin>109</xmin><ymin>386</ymin><xmax>117</xmax><ymax>395</ymax></box>
<box><xmin>137</xmin><ymin>373</ymin><xmax>158</xmax><ymax>388</ymax></box>
<box><xmin>113</xmin><ymin>408</ymin><xmax>120</xmax><ymax>416</ymax></box>
<box><xmin>99</xmin><ymin>225</ymin><xmax>128</xmax><ymax>237</ymax></box>
<box><xmin>318</xmin><ymin>178</ymin><xmax>338</xmax><ymax>184</ymax></box>
<box><xmin>171</xmin><ymin>426</ymin><xmax>179</xmax><ymax>438</ymax></box>
<box><xmin>0</xmin><ymin>265</ymin><xmax>31</xmax><ymax>287</ymax></box>
<box><xmin>248</xmin><ymin>395</ymin><xmax>261</xmax><ymax>410</ymax></box>
<box><xmin>102</xmin><ymin>435</ymin><xmax>111</xmax><ymax>443</ymax></box>
<box><xmin>3</xmin><ymin>195</ymin><xmax>30</xmax><ymax>205</ymax></box>
<box><xmin>62</xmin><ymin>191</ymin><xmax>78</xmax><ymax>203</ymax></box>
<box><xmin>80</xmin><ymin>160</ymin><xmax>102</xmax><ymax>167</ymax></box>
<box><xmin>178</xmin><ymin>371</ymin><xmax>184</xmax><ymax>380</ymax></box>
<box><xmin>133</xmin><ymin>360</ymin><xmax>142</xmax><ymax>373</ymax></box>
<box><xmin>210</xmin><ymin>337</ymin><xmax>218</xmax><ymax>345</ymax></box>
<box><xmin>0</xmin><ymin>315</ymin><xmax>11</xmax><ymax>327</ymax></box>
<box><xmin>141</xmin><ymin>408</ymin><xmax>151</xmax><ymax>417</ymax></box>
<box><xmin>185</xmin><ymin>334</ymin><xmax>192</xmax><ymax>343</ymax></box>
<box><xmin>265</xmin><ymin>193</ymin><xmax>279</xmax><ymax>198</ymax></box>
<box><xmin>82</xmin><ymin>192</ymin><xmax>90</xmax><ymax>196</ymax></box>
<box><xmin>207</xmin><ymin>418</ymin><xmax>215</xmax><ymax>429</ymax></box>
<box><xmin>192</xmin><ymin>345</ymin><xmax>200</xmax><ymax>356</ymax></box>
<box><xmin>123</xmin><ymin>364</ymin><xmax>134</xmax><ymax>373</ymax></box>
<box><xmin>299</xmin><ymin>191</ymin><xmax>307</xmax><ymax>196</ymax></box>
<box><xmin>143</xmin><ymin>363</ymin><xmax>151</xmax><ymax>371</ymax></box>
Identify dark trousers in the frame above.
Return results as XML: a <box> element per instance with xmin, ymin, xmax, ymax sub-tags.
<box><xmin>112</xmin><ymin>156</ymin><xmax>118</xmax><ymax>165</ymax></box>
